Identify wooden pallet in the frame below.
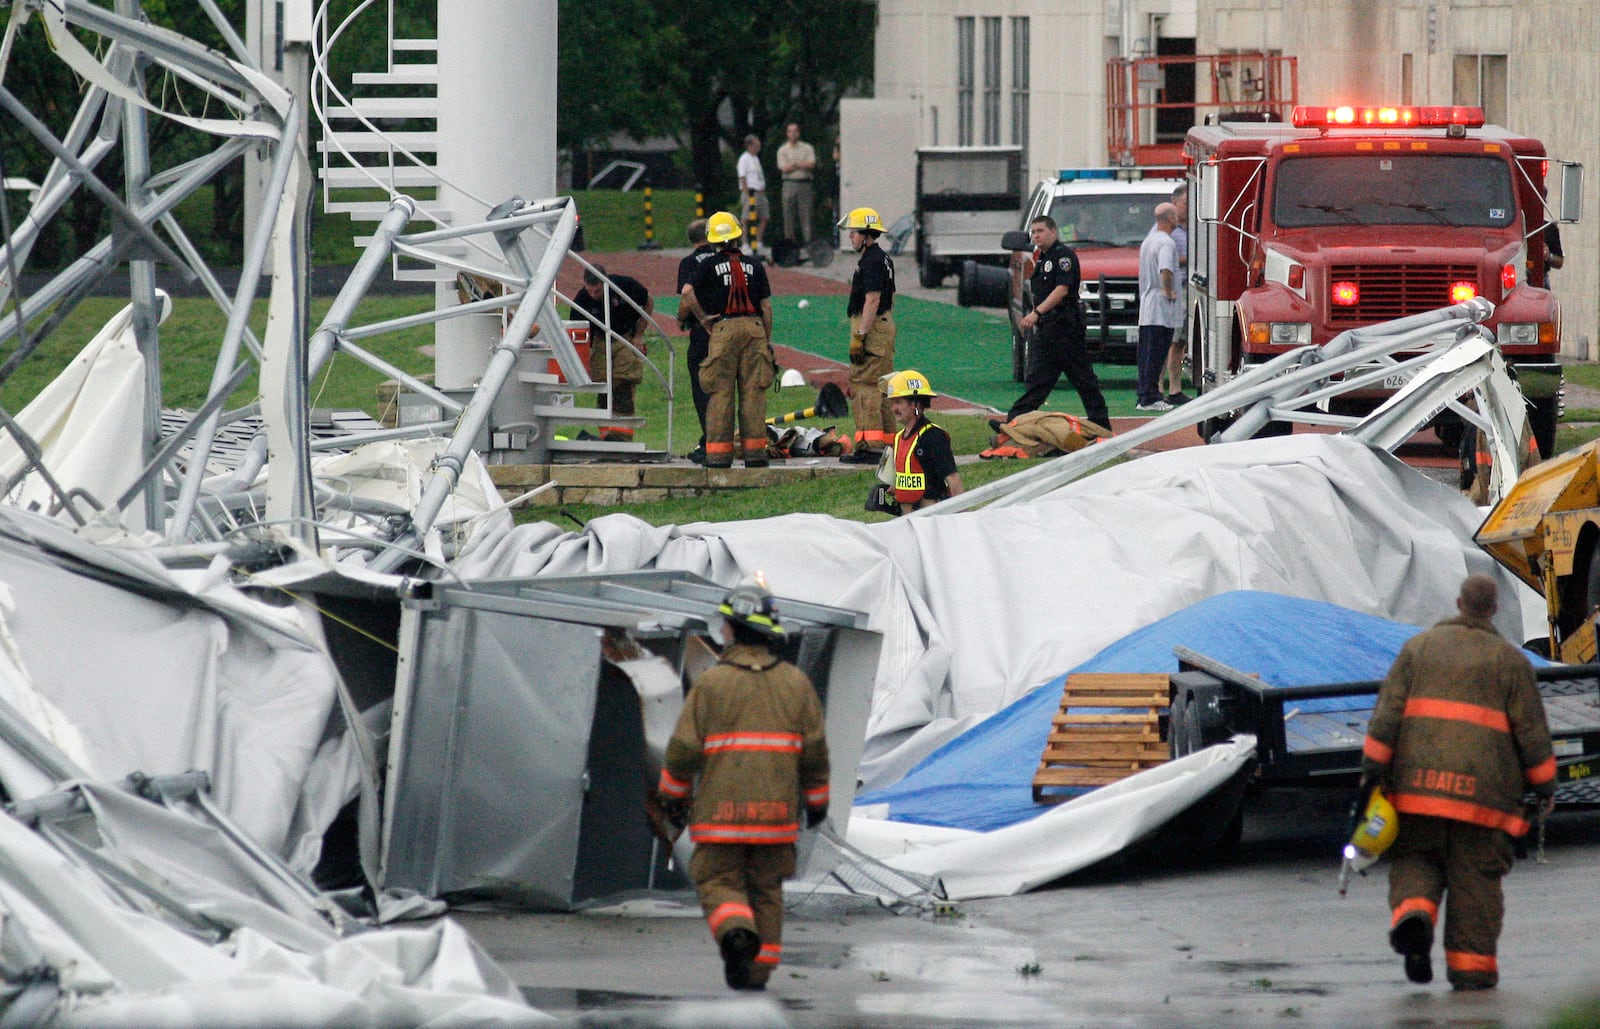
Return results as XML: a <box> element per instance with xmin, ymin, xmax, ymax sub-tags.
<box><xmin>1032</xmin><ymin>673</ymin><xmax>1170</xmax><ymax>803</ymax></box>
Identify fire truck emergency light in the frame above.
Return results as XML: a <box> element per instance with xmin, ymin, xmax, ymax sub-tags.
<box><xmin>1449</xmin><ymin>281</ymin><xmax>1478</xmax><ymax>304</ymax></box>
<box><xmin>1331</xmin><ymin>281</ymin><xmax>1359</xmax><ymax>306</ymax></box>
<box><xmin>1291</xmin><ymin>105</ymin><xmax>1486</xmax><ymax>129</ymax></box>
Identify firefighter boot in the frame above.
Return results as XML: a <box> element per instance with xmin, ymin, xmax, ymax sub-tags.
<box><xmin>1390</xmin><ymin>912</ymin><xmax>1433</xmax><ymax>984</ymax></box>
<box><xmin>719</xmin><ymin>927</ymin><xmax>762</xmax><ymax>990</ymax></box>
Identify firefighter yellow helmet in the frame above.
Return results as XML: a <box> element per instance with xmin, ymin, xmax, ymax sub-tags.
<box><xmin>837</xmin><ymin>206</ymin><xmax>884</xmax><ymax>232</ymax></box>
<box><xmin>1345</xmin><ymin>786</ymin><xmax>1399</xmax><ymax>872</ymax></box>
<box><xmin>884</xmin><ymin>369</ymin><xmax>938</xmax><ymax>400</ymax></box>
<box><xmin>718</xmin><ymin>582</ymin><xmax>784</xmax><ymax>638</ymax></box>
<box><xmin>706</xmin><ymin>210</ymin><xmax>744</xmax><ymax>244</ymax></box>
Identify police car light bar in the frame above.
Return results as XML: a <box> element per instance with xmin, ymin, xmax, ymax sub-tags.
<box><xmin>1291</xmin><ymin>105</ymin><xmax>1486</xmax><ymax>129</ymax></box>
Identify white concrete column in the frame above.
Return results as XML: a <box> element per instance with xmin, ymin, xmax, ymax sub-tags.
<box><xmin>433</xmin><ymin>0</ymin><xmax>558</xmax><ymax>389</ymax></box>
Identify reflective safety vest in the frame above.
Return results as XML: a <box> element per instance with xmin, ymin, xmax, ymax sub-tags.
<box><xmin>892</xmin><ymin>422</ymin><xmax>934</xmax><ymax>505</ymax></box>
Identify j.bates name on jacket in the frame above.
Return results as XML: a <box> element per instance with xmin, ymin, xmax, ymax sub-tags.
<box><xmin>1411</xmin><ymin>767</ymin><xmax>1478</xmax><ymax>797</ymax></box>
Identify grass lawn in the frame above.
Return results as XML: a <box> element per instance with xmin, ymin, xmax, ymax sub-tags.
<box><xmin>11</xmin><ymin>290</ymin><xmax>1600</xmax><ymax>531</ymax></box>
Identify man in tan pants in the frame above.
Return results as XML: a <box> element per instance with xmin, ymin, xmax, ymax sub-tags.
<box><xmin>681</xmin><ymin>211</ymin><xmax>777</xmax><ymax>468</ymax></box>
<box><xmin>657</xmin><ymin>581</ymin><xmax>829</xmax><ymax>990</ymax></box>
<box><xmin>1361</xmin><ymin>574</ymin><xmax>1557</xmax><ymax>990</ymax></box>
<box><xmin>838</xmin><ymin>206</ymin><xmax>896</xmax><ymax>463</ymax></box>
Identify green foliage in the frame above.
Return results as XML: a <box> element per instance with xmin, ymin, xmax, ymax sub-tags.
<box><xmin>557</xmin><ymin>0</ymin><xmax>872</xmax><ymax>210</ymax></box>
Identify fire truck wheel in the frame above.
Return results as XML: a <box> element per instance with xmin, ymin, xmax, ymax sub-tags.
<box><xmin>1529</xmin><ymin>395</ymin><xmax>1558</xmax><ymax>460</ymax></box>
<box><xmin>919</xmin><ymin>257</ymin><xmax>947</xmax><ymax>290</ymax></box>
<box><xmin>1010</xmin><ymin>325</ymin><xmax>1029</xmax><ymax>382</ymax></box>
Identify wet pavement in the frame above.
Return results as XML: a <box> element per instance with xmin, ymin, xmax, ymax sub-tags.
<box><xmin>464</xmin><ymin>790</ymin><xmax>1600</xmax><ymax>1028</ymax></box>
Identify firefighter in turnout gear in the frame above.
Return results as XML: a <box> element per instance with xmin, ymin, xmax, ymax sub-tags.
<box><xmin>682</xmin><ymin>211</ymin><xmax>778</xmax><ymax>467</ymax></box>
<box><xmin>656</xmin><ymin>580</ymin><xmax>830</xmax><ymax>991</ymax></box>
<box><xmin>839</xmin><ymin>206</ymin><xmax>897</xmax><ymax>463</ymax></box>
<box><xmin>1360</xmin><ymin>573</ymin><xmax>1557</xmax><ymax>991</ymax></box>
<box><xmin>883</xmin><ymin>370</ymin><xmax>963</xmax><ymax>515</ymax></box>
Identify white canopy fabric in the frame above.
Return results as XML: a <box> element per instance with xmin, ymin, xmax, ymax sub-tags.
<box><xmin>0</xmin><ymin>296</ymin><xmax>157</xmax><ymax>526</ymax></box>
<box><xmin>0</xmin><ymin>507</ymin><xmax>340</xmax><ymax>858</ymax></box>
<box><xmin>849</xmin><ymin>736</ymin><xmax>1259</xmax><ymax>901</ymax></box>
<box><xmin>455</xmin><ymin>434</ymin><xmax>1532</xmax><ymax>786</ymax></box>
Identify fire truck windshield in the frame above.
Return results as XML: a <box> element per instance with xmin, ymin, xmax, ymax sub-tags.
<box><xmin>1046</xmin><ymin>195</ymin><xmax>1161</xmax><ymax>247</ymax></box>
<box><xmin>1272</xmin><ymin>154</ymin><xmax>1515</xmax><ymax>229</ymax></box>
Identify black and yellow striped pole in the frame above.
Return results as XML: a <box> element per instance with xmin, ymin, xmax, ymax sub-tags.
<box><xmin>745</xmin><ymin>189</ymin><xmax>760</xmax><ymax>255</ymax></box>
<box><xmin>638</xmin><ymin>180</ymin><xmax>660</xmax><ymax>250</ymax></box>
<box><xmin>765</xmin><ymin>383</ymin><xmax>849</xmax><ymax>424</ymax></box>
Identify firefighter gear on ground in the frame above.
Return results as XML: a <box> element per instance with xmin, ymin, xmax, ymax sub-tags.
<box><xmin>706</xmin><ymin>210</ymin><xmax>743</xmax><ymax>244</ymax></box>
<box><xmin>1362</xmin><ymin>610</ymin><xmax>1557</xmax><ymax>990</ymax></box>
<box><xmin>657</xmin><ymin>632</ymin><xmax>829</xmax><ymax>990</ymax></box>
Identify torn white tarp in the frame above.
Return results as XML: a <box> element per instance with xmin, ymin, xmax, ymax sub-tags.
<box><xmin>846</xmin><ymin>737</ymin><xmax>1258</xmax><ymax>900</ymax></box>
<box><xmin>0</xmin><ymin>294</ymin><xmax>161</xmax><ymax>526</ymax></box>
<box><xmin>0</xmin><ymin>796</ymin><xmax>550</xmax><ymax>1026</ymax></box>
<box><xmin>0</xmin><ymin>505</ymin><xmax>340</xmax><ymax>860</ymax></box>
<box><xmin>453</xmin><ymin>434</ymin><xmax>1532</xmax><ymax>785</ymax></box>
<box><xmin>306</xmin><ymin>438</ymin><xmax>513</xmax><ymax>564</ymax></box>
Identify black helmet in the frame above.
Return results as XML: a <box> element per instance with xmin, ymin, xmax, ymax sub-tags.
<box><xmin>718</xmin><ymin>582</ymin><xmax>784</xmax><ymax>638</ymax></box>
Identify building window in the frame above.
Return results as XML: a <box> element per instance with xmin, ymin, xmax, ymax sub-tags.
<box><xmin>956</xmin><ymin>17</ymin><xmax>974</xmax><ymax>146</ymax></box>
<box><xmin>1400</xmin><ymin>53</ymin><xmax>1413</xmax><ymax>105</ymax></box>
<box><xmin>1011</xmin><ymin>17</ymin><xmax>1029</xmax><ymax>155</ymax></box>
<box><xmin>1453</xmin><ymin>53</ymin><xmax>1507</xmax><ymax>125</ymax></box>
<box><xmin>982</xmin><ymin>17</ymin><xmax>1002</xmax><ymax>146</ymax></box>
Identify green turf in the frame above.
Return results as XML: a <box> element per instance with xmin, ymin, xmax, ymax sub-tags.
<box><xmin>657</xmin><ymin>293</ymin><xmax>1153</xmax><ymax>420</ymax></box>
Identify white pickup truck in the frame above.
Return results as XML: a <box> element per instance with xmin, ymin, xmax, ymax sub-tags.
<box><xmin>913</xmin><ymin>146</ymin><xmax>1023</xmax><ymax>290</ymax></box>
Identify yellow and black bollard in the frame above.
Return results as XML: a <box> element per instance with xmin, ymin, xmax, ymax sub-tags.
<box><xmin>745</xmin><ymin>189</ymin><xmax>761</xmax><ymax>255</ymax></box>
<box><xmin>638</xmin><ymin>183</ymin><xmax>660</xmax><ymax>250</ymax></box>
<box><xmin>694</xmin><ymin>188</ymin><xmax>704</xmax><ymax>219</ymax></box>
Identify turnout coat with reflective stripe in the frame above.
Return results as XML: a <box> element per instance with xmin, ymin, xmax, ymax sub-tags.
<box><xmin>659</xmin><ymin>643</ymin><xmax>829</xmax><ymax>845</ymax></box>
<box><xmin>1362</xmin><ymin>615</ymin><xmax>1557</xmax><ymax>836</ymax></box>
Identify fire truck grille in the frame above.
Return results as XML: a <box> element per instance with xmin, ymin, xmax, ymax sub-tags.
<box><xmin>1327</xmin><ymin>264</ymin><xmax>1479</xmax><ymax>324</ymax></box>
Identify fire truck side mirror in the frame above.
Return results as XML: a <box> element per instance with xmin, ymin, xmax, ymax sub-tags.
<box><xmin>1196</xmin><ymin>168</ymin><xmax>1218</xmax><ymax>223</ymax></box>
<box><xmin>1558</xmin><ymin>161</ymin><xmax>1584</xmax><ymax>223</ymax></box>
<box><xmin>1001</xmin><ymin>230</ymin><xmax>1032</xmax><ymax>251</ymax></box>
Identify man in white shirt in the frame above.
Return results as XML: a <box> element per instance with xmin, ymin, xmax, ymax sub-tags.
<box><xmin>736</xmin><ymin>135</ymin><xmax>769</xmax><ymax>254</ymax></box>
<box><xmin>776</xmin><ymin>122</ymin><xmax>817</xmax><ymax>244</ymax></box>
<box><xmin>1135</xmin><ymin>203</ymin><xmax>1182</xmax><ymax>412</ymax></box>
<box><xmin>1159</xmin><ymin>183</ymin><xmax>1191</xmax><ymax>404</ymax></box>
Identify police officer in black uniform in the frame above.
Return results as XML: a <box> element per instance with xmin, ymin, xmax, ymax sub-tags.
<box><xmin>1002</xmin><ymin>214</ymin><xmax>1110</xmax><ymax>433</ymax></box>
<box><xmin>677</xmin><ymin>218</ymin><xmax>718</xmax><ymax>462</ymax></box>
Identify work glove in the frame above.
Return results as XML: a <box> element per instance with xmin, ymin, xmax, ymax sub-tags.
<box><xmin>849</xmin><ymin>336</ymin><xmax>866</xmax><ymax>363</ymax></box>
<box><xmin>659</xmin><ymin>795</ymin><xmax>689</xmax><ymax>831</ymax></box>
<box><xmin>805</xmin><ymin>805</ymin><xmax>828</xmax><ymax>830</ymax></box>
<box><xmin>1349</xmin><ymin>775</ymin><xmax>1379</xmax><ymax>837</ymax></box>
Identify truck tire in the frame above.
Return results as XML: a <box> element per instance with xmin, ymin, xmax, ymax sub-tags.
<box><xmin>1529</xmin><ymin>394</ymin><xmax>1559</xmax><ymax>460</ymax></box>
<box><xmin>1557</xmin><ymin>529</ymin><xmax>1600</xmax><ymax>643</ymax></box>
<box><xmin>1011</xmin><ymin>325</ymin><xmax>1030</xmax><ymax>382</ymax></box>
<box><xmin>958</xmin><ymin>260</ymin><xmax>1010</xmax><ymax>308</ymax></box>
<box><xmin>919</xmin><ymin>258</ymin><xmax>946</xmax><ymax>290</ymax></box>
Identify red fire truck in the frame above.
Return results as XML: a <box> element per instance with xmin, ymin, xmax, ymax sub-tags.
<box><xmin>1184</xmin><ymin>104</ymin><xmax>1582</xmax><ymax>456</ymax></box>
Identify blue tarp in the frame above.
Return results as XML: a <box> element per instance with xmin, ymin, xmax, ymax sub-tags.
<box><xmin>855</xmin><ymin>591</ymin><xmax>1449</xmax><ymax>832</ymax></box>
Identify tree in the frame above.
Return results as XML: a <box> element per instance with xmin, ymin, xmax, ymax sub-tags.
<box><xmin>558</xmin><ymin>0</ymin><xmax>873</xmax><ymax>210</ymax></box>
